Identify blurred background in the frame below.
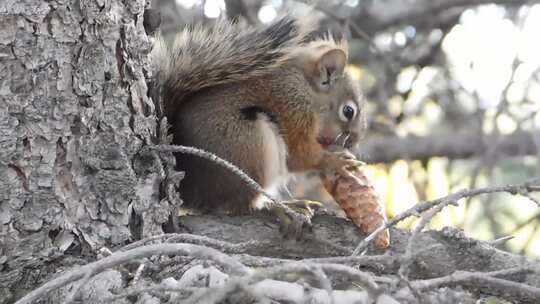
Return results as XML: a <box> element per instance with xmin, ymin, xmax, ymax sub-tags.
<box><xmin>152</xmin><ymin>0</ymin><xmax>540</xmax><ymax>257</ymax></box>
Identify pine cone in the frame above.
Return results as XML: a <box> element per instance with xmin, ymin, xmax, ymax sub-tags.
<box><xmin>321</xmin><ymin>166</ymin><xmax>390</xmax><ymax>249</ymax></box>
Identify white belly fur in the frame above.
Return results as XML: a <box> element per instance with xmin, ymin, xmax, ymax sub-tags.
<box><xmin>251</xmin><ymin>116</ymin><xmax>290</xmax><ymax>209</ymax></box>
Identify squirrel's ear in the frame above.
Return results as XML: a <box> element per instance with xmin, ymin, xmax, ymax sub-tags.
<box><xmin>316</xmin><ymin>48</ymin><xmax>346</xmax><ymax>92</ymax></box>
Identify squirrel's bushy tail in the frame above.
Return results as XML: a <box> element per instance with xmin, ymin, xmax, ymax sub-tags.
<box><xmin>152</xmin><ymin>16</ymin><xmax>315</xmax><ymax>115</ymax></box>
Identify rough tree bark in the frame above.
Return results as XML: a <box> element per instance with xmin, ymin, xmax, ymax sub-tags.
<box><xmin>0</xmin><ymin>0</ymin><xmax>175</xmax><ymax>302</ymax></box>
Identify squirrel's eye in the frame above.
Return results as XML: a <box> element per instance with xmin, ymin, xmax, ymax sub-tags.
<box><xmin>339</xmin><ymin>100</ymin><xmax>357</xmax><ymax>122</ymax></box>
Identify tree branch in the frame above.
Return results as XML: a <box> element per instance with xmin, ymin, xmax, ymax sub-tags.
<box><xmin>358</xmin><ymin>131</ymin><xmax>539</xmax><ymax>164</ymax></box>
<box><xmin>354</xmin><ymin>0</ymin><xmax>540</xmax><ymax>35</ymax></box>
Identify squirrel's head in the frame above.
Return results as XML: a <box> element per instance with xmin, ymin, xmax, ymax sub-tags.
<box><xmin>287</xmin><ymin>36</ymin><xmax>366</xmax><ymax>150</ymax></box>
<box><xmin>316</xmin><ymin>71</ymin><xmax>366</xmax><ymax>150</ymax></box>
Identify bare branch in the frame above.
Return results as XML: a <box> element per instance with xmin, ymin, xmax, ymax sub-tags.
<box><xmin>119</xmin><ymin>232</ymin><xmax>264</xmax><ymax>253</ymax></box>
<box><xmin>354</xmin><ymin>0</ymin><xmax>540</xmax><ymax>35</ymax></box>
<box><xmin>353</xmin><ymin>177</ymin><xmax>540</xmax><ymax>254</ymax></box>
<box><xmin>358</xmin><ymin>131</ymin><xmax>539</xmax><ymax>164</ymax></box>
<box><xmin>14</xmin><ymin>244</ymin><xmax>250</xmax><ymax>304</ymax></box>
<box><xmin>407</xmin><ymin>267</ymin><xmax>540</xmax><ymax>302</ymax></box>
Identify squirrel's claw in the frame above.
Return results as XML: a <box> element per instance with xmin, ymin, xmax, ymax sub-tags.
<box><xmin>268</xmin><ymin>199</ymin><xmax>322</xmax><ymax>240</ymax></box>
<box><xmin>323</xmin><ymin>150</ymin><xmax>365</xmax><ymax>175</ymax></box>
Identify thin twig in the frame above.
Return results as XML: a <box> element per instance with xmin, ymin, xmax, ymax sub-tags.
<box><xmin>119</xmin><ymin>232</ymin><xmax>264</xmax><ymax>253</ymax></box>
<box><xmin>353</xmin><ymin>177</ymin><xmax>540</xmax><ymax>255</ymax></box>
<box><xmin>407</xmin><ymin>267</ymin><xmax>540</xmax><ymax>302</ymax></box>
<box><xmin>398</xmin><ymin>201</ymin><xmax>458</xmax><ymax>279</ymax></box>
<box><xmin>151</xmin><ymin>144</ymin><xmax>277</xmax><ymax>203</ymax></box>
<box><xmin>301</xmin><ymin>1</ymin><xmax>398</xmax><ymax>74</ymax></box>
<box><xmin>487</xmin><ymin>235</ymin><xmax>514</xmax><ymax>246</ymax></box>
<box><xmin>182</xmin><ymin>262</ymin><xmax>381</xmax><ymax>303</ymax></box>
<box><xmin>151</xmin><ymin>144</ymin><xmax>309</xmax><ymax>225</ymax></box>
<box><xmin>232</xmin><ymin>253</ymin><xmax>397</xmax><ymax>279</ymax></box>
<box><xmin>131</xmin><ymin>263</ymin><xmax>146</xmax><ymax>286</ymax></box>
<box><xmin>103</xmin><ymin>286</ymin><xmax>199</xmax><ymax>302</ymax></box>
<box><xmin>62</xmin><ymin>271</ymin><xmax>93</xmax><ymax>304</ymax></box>
<box><xmin>15</xmin><ymin>244</ymin><xmax>250</xmax><ymax>304</ymax></box>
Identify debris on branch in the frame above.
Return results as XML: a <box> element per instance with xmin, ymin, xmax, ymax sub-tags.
<box><xmin>12</xmin><ymin>178</ymin><xmax>539</xmax><ymax>304</ymax></box>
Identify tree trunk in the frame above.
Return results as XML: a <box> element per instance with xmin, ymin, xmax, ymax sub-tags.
<box><xmin>0</xmin><ymin>0</ymin><xmax>172</xmax><ymax>301</ymax></box>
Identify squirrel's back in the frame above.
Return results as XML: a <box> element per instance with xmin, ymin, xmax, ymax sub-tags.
<box><xmin>152</xmin><ymin>16</ymin><xmax>316</xmax><ymax>118</ymax></box>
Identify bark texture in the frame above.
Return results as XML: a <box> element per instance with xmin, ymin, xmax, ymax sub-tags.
<box><xmin>0</xmin><ymin>0</ymin><xmax>173</xmax><ymax>301</ymax></box>
<box><xmin>180</xmin><ymin>214</ymin><xmax>538</xmax><ymax>275</ymax></box>
<box><xmin>11</xmin><ymin>215</ymin><xmax>540</xmax><ymax>303</ymax></box>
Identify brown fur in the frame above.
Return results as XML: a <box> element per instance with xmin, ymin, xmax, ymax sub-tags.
<box><xmin>153</xmin><ymin>16</ymin><xmax>316</xmax><ymax>119</ymax></box>
<box><xmin>156</xmin><ymin>16</ymin><xmax>365</xmax><ymax>213</ymax></box>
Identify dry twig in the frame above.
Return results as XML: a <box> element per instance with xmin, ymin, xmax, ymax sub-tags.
<box><xmin>406</xmin><ymin>267</ymin><xmax>540</xmax><ymax>302</ymax></box>
<box><xmin>353</xmin><ymin>177</ymin><xmax>540</xmax><ymax>254</ymax></box>
<box><xmin>14</xmin><ymin>244</ymin><xmax>250</xmax><ymax>304</ymax></box>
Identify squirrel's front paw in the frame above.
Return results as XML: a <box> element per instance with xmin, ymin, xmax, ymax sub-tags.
<box><xmin>322</xmin><ymin>150</ymin><xmax>365</xmax><ymax>179</ymax></box>
<box><xmin>268</xmin><ymin>199</ymin><xmax>322</xmax><ymax>240</ymax></box>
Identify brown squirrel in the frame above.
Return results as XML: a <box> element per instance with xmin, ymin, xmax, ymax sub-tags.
<box><xmin>153</xmin><ymin>16</ymin><xmax>366</xmax><ymax>234</ymax></box>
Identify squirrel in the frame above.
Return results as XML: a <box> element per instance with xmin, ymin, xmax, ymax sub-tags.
<box><xmin>152</xmin><ymin>16</ymin><xmax>366</xmax><ymax>235</ymax></box>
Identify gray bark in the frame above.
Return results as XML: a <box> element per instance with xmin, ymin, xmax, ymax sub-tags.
<box><xmin>9</xmin><ymin>214</ymin><xmax>540</xmax><ymax>303</ymax></box>
<box><xmin>358</xmin><ymin>131</ymin><xmax>540</xmax><ymax>164</ymax></box>
<box><xmin>0</xmin><ymin>0</ymin><xmax>173</xmax><ymax>302</ymax></box>
<box><xmin>180</xmin><ymin>214</ymin><xmax>539</xmax><ymax>277</ymax></box>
